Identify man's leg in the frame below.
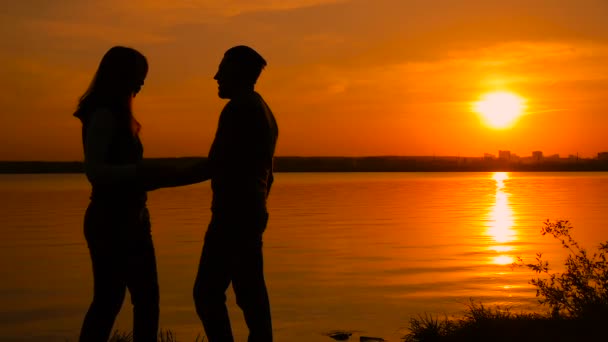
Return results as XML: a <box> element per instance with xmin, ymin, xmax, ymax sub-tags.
<box><xmin>193</xmin><ymin>229</ymin><xmax>234</xmax><ymax>342</ymax></box>
<box><xmin>232</xmin><ymin>237</ymin><xmax>273</xmax><ymax>342</ymax></box>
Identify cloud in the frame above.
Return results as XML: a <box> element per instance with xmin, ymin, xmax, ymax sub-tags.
<box><xmin>261</xmin><ymin>39</ymin><xmax>608</xmax><ymax>116</ymax></box>
<box><xmin>24</xmin><ymin>19</ymin><xmax>172</xmax><ymax>45</ymax></box>
<box><xmin>116</xmin><ymin>0</ymin><xmax>348</xmax><ymax>17</ymax></box>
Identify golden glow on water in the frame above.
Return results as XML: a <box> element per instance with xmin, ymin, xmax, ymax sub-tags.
<box><xmin>492</xmin><ymin>245</ymin><xmax>513</xmax><ymax>253</ymax></box>
<box><xmin>488</xmin><ymin>172</ymin><xmax>517</xmax><ymax>264</ymax></box>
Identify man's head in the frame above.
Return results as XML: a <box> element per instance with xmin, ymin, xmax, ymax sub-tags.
<box><xmin>214</xmin><ymin>45</ymin><xmax>267</xmax><ymax>99</ymax></box>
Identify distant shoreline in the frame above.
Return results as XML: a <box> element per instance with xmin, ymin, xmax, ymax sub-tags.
<box><xmin>2</xmin><ymin>156</ymin><xmax>608</xmax><ymax>173</ymax></box>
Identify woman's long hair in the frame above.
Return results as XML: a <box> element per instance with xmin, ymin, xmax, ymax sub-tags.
<box><xmin>74</xmin><ymin>46</ymin><xmax>148</xmax><ymax>135</ymax></box>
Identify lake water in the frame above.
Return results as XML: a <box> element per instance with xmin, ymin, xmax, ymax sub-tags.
<box><xmin>2</xmin><ymin>172</ymin><xmax>608</xmax><ymax>341</ymax></box>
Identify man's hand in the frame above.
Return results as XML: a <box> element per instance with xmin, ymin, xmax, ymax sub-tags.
<box><xmin>137</xmin><ymin>158</ymin><xmax>210</xmax><ymax>191</ymax></box>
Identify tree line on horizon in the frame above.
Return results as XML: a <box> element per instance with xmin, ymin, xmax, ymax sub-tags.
<box><xmin>2</xmin><ymin>156</ymin><xmax>608</xmax><ymax>173</ymax></box>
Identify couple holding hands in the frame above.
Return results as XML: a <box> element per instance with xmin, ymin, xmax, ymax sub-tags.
<box><xmin>74</xmin><ymin>45</ymin><xmax>278</xmax><ymax>342</ymax></box>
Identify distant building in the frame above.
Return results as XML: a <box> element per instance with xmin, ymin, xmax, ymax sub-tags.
<box><xmin>484</xmin><ymin>153</ymin><xmax>495</xmax><ymax>160</ymax></box>
<box><xmin>532</xmin><ymin>151</ymin><xmax>543</xmax><ymax>161</ymax></box>
<box><xmin>546</xmin><ymin>154</ymin><xmax>560</xmax><ymax>161</ymax></box>
<box><xmin>498</xmin><ymin>150</ymin><xmax>511</xmax><ymax>160</ymax></box>
<box><xmin>598</xmin><ymin>152</ymin><xmax>608</xmax><ymax>160</ymax></box>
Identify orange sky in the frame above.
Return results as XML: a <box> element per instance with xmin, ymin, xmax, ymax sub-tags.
<box><xmin>2</xmin><ymin>0</ymin><xmax>608</xmax><ymax>160</ymax></box>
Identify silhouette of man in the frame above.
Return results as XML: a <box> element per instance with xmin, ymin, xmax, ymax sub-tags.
<box><xmin>193</xmin><ymin>46</ymin><xmax>278</xmax><ymax>342</ymax></box>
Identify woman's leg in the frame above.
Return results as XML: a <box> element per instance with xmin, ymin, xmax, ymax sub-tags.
<box><xmin>79</xmin><ymin>239</ymin><xmax>127</xmax><ymax>342</ymax></box>
<box><xmin>126</xmin><ymin>211</ymin><xmax>160</xmax><ymax>342</ymax></box>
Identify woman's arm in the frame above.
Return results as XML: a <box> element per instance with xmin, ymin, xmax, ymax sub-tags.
<box><xmin>267</xmin><ymin>169</ymin><xmax>274</xmax><ymax>195</ymax></box>
<box><xmin>84</xmin><ymin>109</ymin><xmax>210</xmax><ymax>191</ymax></box>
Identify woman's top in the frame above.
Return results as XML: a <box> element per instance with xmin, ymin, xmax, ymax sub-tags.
<box><xmin>82</xmin><ymin>107</ymin><xmax>146</xmax><ymax>208</ymax></box>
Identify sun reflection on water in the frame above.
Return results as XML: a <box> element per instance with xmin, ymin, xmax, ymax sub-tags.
<box><xmin>493</xmin><ymin>255</ymin><xmax>515</xmax><ymax>265</ymax></box>
<box><xmin>487</xmin><ymin>172</ymin><xmax>517</xmax><ymax>263</ymax></box>
<box><xmin>493</xmin><ymin>171</ymin><xmax>508</xmax><ymax>187</ymax></box>
<box><xmin>488</xmin><ymin>191</ymin><xmax>515</xmax><ymax>243</ymax></box>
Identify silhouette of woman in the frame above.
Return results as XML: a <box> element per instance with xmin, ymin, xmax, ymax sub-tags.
<box><xmin>74</xmin><ymin>46</ymin><xmax>206</xmax><ymax>342</ymax></box>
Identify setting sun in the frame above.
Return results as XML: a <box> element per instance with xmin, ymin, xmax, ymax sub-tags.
<box><xmin>474</xmin><ymin>91</ymin><xmax>526</xmax><ymax>129</ymax></box>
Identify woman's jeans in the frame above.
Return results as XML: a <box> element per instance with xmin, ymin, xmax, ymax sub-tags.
<box><xmin>79</xmin><ymin>202</ymin><xmax>159</xmax><ymax>342</ymax></box>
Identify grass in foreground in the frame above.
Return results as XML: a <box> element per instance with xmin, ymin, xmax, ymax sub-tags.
<box><xmin>108</xmin><ymin>329</ymin><xmax>205</xmax><ymax>342</ymax></box>
<box><xmin>403</xmin><ymin>300</ymin><xmax>604</xmax><ymax>342</ymax></box>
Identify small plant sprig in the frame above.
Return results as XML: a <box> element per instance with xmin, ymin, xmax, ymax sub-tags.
<box><xmin>514</xmin><ymin>219</ymin><xmax>608</xmax><ymax>319</ymax></box>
